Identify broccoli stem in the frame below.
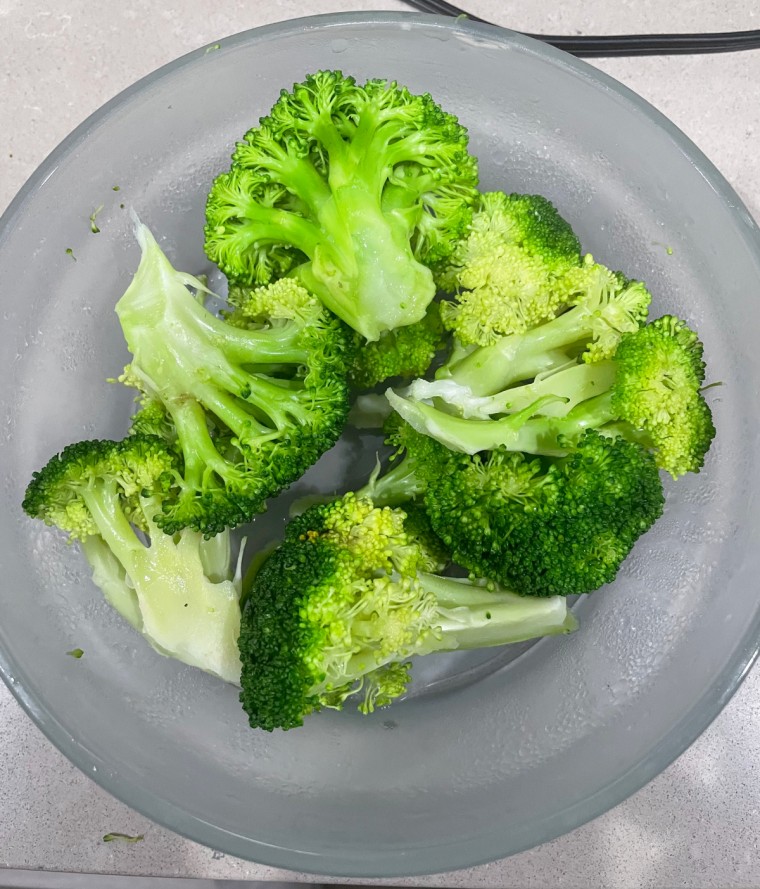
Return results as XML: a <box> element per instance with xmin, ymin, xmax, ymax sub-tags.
<box><xmin>78</xmin><ymin>485</ymin><xmax>156</xmax><ymax>632</ymax></box>
<box><xmin>295</xmin><ymin>181</ymin><xmax>435</xmax><ymax>341</ymax></box>
<box><xmin>79</xmin><ymin>483</ymin><xmax>144</xmax><ymax>571</ymax></box>
<box><xmin>356</xmin><ymin>453</ymin><xmax>427</xmax><ymax>507</ymax></box>
<box><xmin>476</xmin><ymin>361</ymin><xmax>616</xmax><ymax>418</ymax></box>
<box><xmin>445</xmin><ymin>305</ymin><xmax>602</xmax><ymax>396</ymax></box>
<box><xmin>169</xmin><ymin>400</ymin><xmax>244</xmax><ymax>489</ymax></box>
<box><xmin>387</xmin><ymin>390</ymin><xmax>565</xmax><ymax>456</ymax></box>
<box><xmin>259</xmin><ymin>152</ymin><xmax>332</xmax><ymax>215</ymax></box>
<box><xmin>80</xmin><ymin>536</ymin><xmax>142</xmax><ymax>630</ymax></box>
<box><xmin>118</xmin><ymin>234</ymin><xmax>317</xmax><ymax>442</ymax></box>
<box><xmin>418</xmin><ymin>574</ymin><xmax>578</xmax><ymax>649</ymax></box>
<box><xmin>117</xmin><ymin>225</ymin><xmax>309</xmax><ymax>366</ymax></box>
<box><xmin>81</xmin><ymin>483</ymin><xmax>243</xmax><ymax>683</ymax></box>
<box><xmin>241</xmin><ymin>376</ymin><xmax>312</xmax><ymax>429</ymax></box>
<box><xmin>178</xmin><ymin>302</ymin><xmax>307</xmax><ymax>365</ymax></box>
<box><xmin>197</xmin><ymin>385</ymin><xmax>268</xmax><ymax>437</ymax></box>
<box><xmin>219</xmin><ymin>323</ymin><xmax>309</xmax><ymax>367</ymax></box>
<box><xmin>404</xmin><ymin>391</ymin><xmax>615</xmax><ymax>456</ymax></box>
<box><xmin>198</xmin><ymin>528</ymin><xmax>233</xmax><ymax>583</ymax></box>
<box><xmin>511</xmin><ymin>391</ymin><xmax>617</xmax><ymax>454</ymax></box>
<box><xmin>224</xmin><ymin>206</ymin><xmax>322</xmax><ymax>258</ymax></box>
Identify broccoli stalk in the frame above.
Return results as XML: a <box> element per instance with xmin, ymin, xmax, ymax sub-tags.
<box><xmin>238</xmin><ymin>495</ymin><xmax>576</xmax><ymax>731</ymax></box>
<box><xmin>116</xmin><ymin>223</ymin><xmax>353</xmax><ymax>536</ymax></box>
<box><xmin>414</xmin><ymin>573</ymin><xmax>574</xmax><ymax>649</ymax></box>
<box><xmin>403</xmin><ymin>360</ymin><xmax>617</xmax><ymax>421</ymax></box>
<box><xmin>205</xmin><ymin>71</ymin><xmax>479</xmax><ymax>341</ymax></box>
<box><xmin>22</xmin><ymin>437</ymin><xmax>244</xmax><ymax>683</ymax></box>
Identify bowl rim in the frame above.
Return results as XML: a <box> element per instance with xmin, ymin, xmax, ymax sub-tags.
<box><xmin>2</xmin><ymin>9</ymin><xmax>760</xmax><ymax>878</ymax></box>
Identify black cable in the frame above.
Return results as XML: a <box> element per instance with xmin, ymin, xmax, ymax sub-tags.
<box><xmin>403</xmin><ymin>0</ymin><xmax>760</xmax><ymax>57</ymax></box>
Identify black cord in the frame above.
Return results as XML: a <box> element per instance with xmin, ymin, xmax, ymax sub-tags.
<box><xmin>403</xmin><ymin>0</ymin><xmax>760</xmax><ymax>57</ymax></box>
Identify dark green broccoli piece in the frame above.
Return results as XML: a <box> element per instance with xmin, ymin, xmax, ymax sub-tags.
<box><xmin>238</xmin><ymin>494</ymin><xmax>576</xmax><ymax>730</ymax></box>
<box><xmin>438</xmin><ymin>192</ymin><xmax>583</xmax><ymax>345</ymax></box>
<box><xmin>22</xmin><ymin>436</ymin><xmax>245</xmax><ymax>682</ymax></box>
<box><xmin>389</xmin><ymin>315</ymin><xmax>715</xmax><ymax>478</ymax></box>
<box><xmin>116</xmin><ymin>223</ymin><xmax>353</xmax><ymax>536</ymax></box>
<box><xmin>425</xmin><ymin>432</ymin><xmax>663</xmax><ymax>596</ymax></box>
<box><xmin>359</xmin><ymin>421</ymin><xmax>664</xmax><ymax>596</ymax></box>
<box><xmin>204</xmin><ymin>70</ymin><xmax>479</xmax><ymax>341</ymax></box>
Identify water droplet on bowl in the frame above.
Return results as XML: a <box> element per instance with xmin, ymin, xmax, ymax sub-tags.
<box><xmin>331</xmin><ymin>38</ymin><xmax>348</xmax><ymax>54</ymax></box>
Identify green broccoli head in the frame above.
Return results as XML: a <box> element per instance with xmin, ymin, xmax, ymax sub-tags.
<box><xmin>238</xmin><ymin>493</ymin><xmax>575</xmax><ymax>730</ymax></box>
<box><xmin>127</xmin><ymin>397</ymin><xmax>178</xmax><ymax>442</ymax></box>
<box><xmin>611</xmin><ymin>315</ymin><xmax>715</xmax><ymax>477</ymax></box>
<box><xmin>438</xmin><ymin>192</ymin><xmax>582</xmax><ymax>346</ymax></box>
<box><xmin>238</xmin><ymin>495</ymin><xmax>434</xmax><ymax>730</ymax></box>
<box><xmin>205</xmin><ymin>70</ymin><xmax>479</xmax><ymax>341</ymax></box>
<box><xmin>400</xmin><ymin>503</ymin><xmax>450</xmax><ymax>574</ymax></box>
<box><xmin>23</xmin><ymin>436</ymin><xmax>244</xmax><ymax>682</ymax></box>
<box><xmin>349</xmin><ymin>303</ymin><xmax>445</xmax><ymax>390</ymax></box>
<box><xmin>22</xmin><ymin>436</ymin><xmax>175</xmax><ymax>540</ymax></box>
<box><xmin>423</xmin><ymin>430</ymin><xmax>664</xmax><ymax>596</ymax></box>
<box><xmin>116</xmin><ymin>223</ymin><xmax>353</xmax><ymax>536</ymax></box>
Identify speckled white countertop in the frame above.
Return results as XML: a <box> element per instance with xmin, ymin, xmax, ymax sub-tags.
<box><xmin>3</xmin><ymin>1</ymin><xmax>760</xmax><ymax>886</ymax></box>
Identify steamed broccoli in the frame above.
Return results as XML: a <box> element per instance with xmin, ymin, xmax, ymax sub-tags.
<box><xmin>116</xmin><ymin>223</ymin><xmax>353</xmax><ymax>536</ymax></box>
<box><xmin>372</xmin><ymin>212</ymin><xmax>713</xmax><ymax>592</ymax></box>
<box><xmin>22</xmin><ymin>436</ymin><xmax>244</xmax><ymax>683</ymax></box>
<box><xmin>438</xmin><ymin>192</ymin><xmax>582</xmax><ymax>345</ymax></box>
<box><xmin>359</xmin><ymin>419</ymin><xmax>664</xmax><ymax>596</ymax></box>
<box><xmin>238</xmin><ymin>494</ymin><xmax>576</xmax><ymax>730</ymax></box>
<box><xmin>441</xmin><ymin>254</ymin><xmax>651</xmax><ymax>395</ymax></box>
<box><xmin>205</xmin><ymin>70</ymin><xmax>479</xmax><ymax>341</ymax></box>
<box><xmin>389</xmin><ymin>315</ymin><xmax>715</xmax><ymax>478</ymax></box>
<box><xmin>349</xmin><ymin>303</ymin><xmax>445</xmax><ymax>390</ymax></box>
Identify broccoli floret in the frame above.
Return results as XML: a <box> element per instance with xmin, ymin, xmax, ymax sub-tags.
<box><xmin>238</xmin><ymin>494</ymin><xmax>576</xmax><ymax>730</ymax></box>
<box><xmin>438</xmin><ymin>192</ymin><xmax>582</xmax><ymax>345</ymax></box>
<box><xmin>349</xmin><ymin>303</ymin><xmax>445</xmax><ymax>390</ymax></box>
<box><xmin>359</xmin><ymin>421</ymin><xmax>664</xmax><ymax>596</ymax></box>
<box><xmin>115</xmin><ymin>223</ymin><xmax>353</xmax><ymax>536</ymax></box>
<box><xmin>126</xmin><ymin>395</ymin><xmax>177</xmax><ymax>441</ymax></box>
<box><xmin>609</xmin><ymin>314</ymin><xmax>714</xmax><ymax>477</ymax></box>
<box><xmin>22</xmin><ymin>436</ymin><xmax>245</xmax><ymax>683</ymax></box>
<box><xmin>425</xmin><ymin>432</ymin><xmax>663</xmax><ymax>596</ymax></box>
<box><xmin>442</xmin><ymin>254</ymin><xmax>651</xmax><ymax>396</ymax></box>
<box><xmin>389</xmin><ymin>316</ymin><xmax>715</xmax><ymax>479</ymax></box>
<box><xmin>205</xmin><ymin>70</ymin><xmax>479</xmax><ymax>341</ymax></box>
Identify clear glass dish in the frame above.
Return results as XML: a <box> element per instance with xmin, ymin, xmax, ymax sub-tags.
<box><xmin>0</xmin><ymin>12</ymin><xmax>758</xmax><ymax>878</ymax></box>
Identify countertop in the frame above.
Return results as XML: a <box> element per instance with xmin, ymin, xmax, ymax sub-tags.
<box><xmin>3</xmin><ymin>1</ymin><xmax>760</xmax><ymax>886</ymax></box>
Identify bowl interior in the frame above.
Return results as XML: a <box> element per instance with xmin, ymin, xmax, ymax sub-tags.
<box><xmin>1</xmin><ymin>13</ymin><xmax>759</xmax><ymax>878</ymax></box>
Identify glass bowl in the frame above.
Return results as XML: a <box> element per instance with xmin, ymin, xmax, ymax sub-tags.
<box><xmin>1</xmin><ymin>12</ymin><xmax>758</xmax><ymax>878</ymax></box>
